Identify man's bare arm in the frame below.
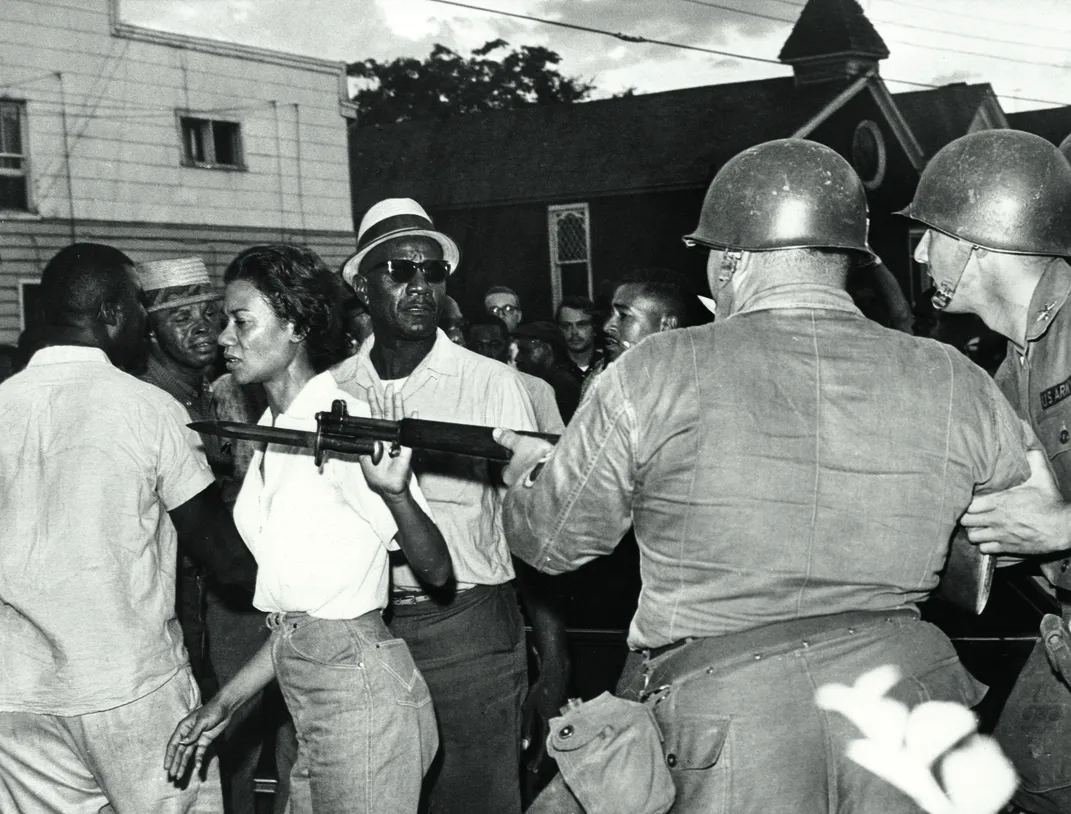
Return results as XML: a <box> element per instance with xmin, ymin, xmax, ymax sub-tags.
<box><xmin>963</xmin><ymin>449</ymin><xmax>1071</xmax><ymax>557</ymax></box>
<box><xmin>168</xmin><ymin>484</ymin><xmax>257</xmax><ymax>593</ymax></box>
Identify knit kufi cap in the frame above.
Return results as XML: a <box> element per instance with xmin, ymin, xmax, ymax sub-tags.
<box><xmin>135</xmin><ymin>257</ymin><xmax>221</xmax><ymax>313</ymax></box>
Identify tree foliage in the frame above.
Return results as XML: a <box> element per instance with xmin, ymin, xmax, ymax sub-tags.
<box><xmin>348</xmin><ymin>39</ymin><xmax>597</xmax><ymax>126</ymax></box>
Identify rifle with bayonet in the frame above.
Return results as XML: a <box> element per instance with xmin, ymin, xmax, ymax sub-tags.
<box><xmin>190</xmin><ymin>398</ymin><xmax>560</xmax><ymax>466</ymax></box>
<box><xmin>192</xmin><ymin>399</ymin><xmax>991</xmax><ymax>616</ymax></box>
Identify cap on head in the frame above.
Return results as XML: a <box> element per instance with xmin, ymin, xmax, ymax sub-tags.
<box><xmin>683</xmin><ymin>139</ymin><xmax>871</xmax><ymax>256</ymax></box>
<box><xmin>898</xmin><ymin>129</ymin><xmax>1071</xmax><ymax>257</ymax></box>
<box><xmin>340</xmin><ymin>198</ymin><xmax>460</xmax><ymax>286</ymax></box>
<box><xmin>512</xmin><ymin>320</ymin><xmax>569</xmax><ymax>359</ymax></box>
<box><xmin>135</xmin><ymin>256</ymin><xmax>220</xmax><ymax>313</ymax></box>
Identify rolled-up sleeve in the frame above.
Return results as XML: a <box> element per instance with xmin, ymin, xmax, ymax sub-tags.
<box><xmin>503</xmin><ymin>364</ymin><xmax>637</xmax><ymax>574</ymax></box>
<box><xmin>975</xmin><ymin>375</ymin><xmax>1034</xmax><ymax>496</ymax></box>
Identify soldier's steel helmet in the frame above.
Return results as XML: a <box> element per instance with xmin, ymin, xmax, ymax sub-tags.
<box><xmin>683</xmin><ymin>139</ymin><xmax>870</xmax><ymax>255</ymax></box>
<box><xmin>1061</xmin><ymin>132</ymin><xmax>1071</xmax><ymax>164</ymax></box>
<box><xmin>898</xmin><ymin>129</ymin><xmax>1071</xmax><ymax>257</ymax></box>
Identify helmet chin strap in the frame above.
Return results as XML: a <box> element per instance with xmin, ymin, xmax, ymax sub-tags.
<box><xmin>931</xmin><ymin>241</ymin><xmax>978</xmax><ymax>311</ymax></box>
<box><xmin>712</xmin><ymin>249</ymin><xmax>744</xmax><ymax>316</ymax></box>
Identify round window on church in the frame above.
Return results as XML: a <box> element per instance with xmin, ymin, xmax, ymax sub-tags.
<box><xmin>851</xmin><ymin>120</ymin><xmax>886</xmax><ymax>190</ymax></box>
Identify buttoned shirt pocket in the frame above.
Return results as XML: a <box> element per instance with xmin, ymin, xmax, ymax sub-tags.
<box><xmin>1036</xmin><ymin>414</ymin><xmax>1071</xmax><ymax>500</ymax></box>
<box><xmin>372</xmin><ymin>638</ymin><xmax>433</xmax><ymax>709</ymax></box>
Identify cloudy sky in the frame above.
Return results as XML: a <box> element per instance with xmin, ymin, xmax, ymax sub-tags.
<box><xmin>121</xmin><ymin>0</ymin><xmax>1071</xmax><ymax>112</ymax></box>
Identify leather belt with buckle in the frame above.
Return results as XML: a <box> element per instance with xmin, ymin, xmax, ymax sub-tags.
<box><xmin>390</xmin><ymin>592</ymin><xmax>435</xmax><ymax>606</ymax></box>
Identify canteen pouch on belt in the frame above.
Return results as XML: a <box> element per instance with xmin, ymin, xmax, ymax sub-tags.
<box><xmin>546</xmin><ymin>692</ymin><xmax>676</xmax><ymax>814</ymax></box>
<box><xmin>995</xmin><ymin>614</ymin><xmax>1071</xmax><ymax>814</ymax></box>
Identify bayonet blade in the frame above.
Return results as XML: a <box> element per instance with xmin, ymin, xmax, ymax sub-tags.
<box><xmin>188</xmin><ymin>420</ymin><xmax>318</xmax><ymax>450</ymax></box>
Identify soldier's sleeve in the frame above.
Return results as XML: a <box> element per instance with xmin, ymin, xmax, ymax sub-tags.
<box><xmin>503</xmin><ymin>362</ymin><xmax>636</xmax><ymax>575</ymax></box>
<box><xmin>974</xmin><ymin>374</ymin><xmax>1035</xmax><ymax>496</ymax></box>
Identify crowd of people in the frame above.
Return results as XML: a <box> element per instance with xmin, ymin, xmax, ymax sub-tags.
<box><xmin>3</xmin><ymin>128</ymin><xmax>1071</xmax><ymax>814</ymax></box>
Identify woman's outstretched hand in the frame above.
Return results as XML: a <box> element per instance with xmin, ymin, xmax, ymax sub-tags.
<box><xmin>164</xmin><ymin>696</ymin><xmax>234</xmax><ymax>782</ymax></box>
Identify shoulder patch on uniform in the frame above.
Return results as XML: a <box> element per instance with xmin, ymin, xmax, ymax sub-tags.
<box><xmin>1041</xmin><ymin>377</ymin><xmax>1071</xmax><ymax>410</ymax></box>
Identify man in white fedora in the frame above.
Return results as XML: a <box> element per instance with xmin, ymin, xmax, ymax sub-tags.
<box><xmin>333</xmin><ymin>198</ymin><xmax>569</xmax><ymax>814</ymax></box>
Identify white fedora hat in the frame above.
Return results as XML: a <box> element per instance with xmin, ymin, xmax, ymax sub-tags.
<box><xmin>340</xmin><ymin>198</ymin><xmax>460</xmax><ymax>286</ymax></box>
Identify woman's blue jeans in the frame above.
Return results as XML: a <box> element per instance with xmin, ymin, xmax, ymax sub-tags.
<box><xmin>268</xmin><ymin>610</ymin><xmax>438</xmax><ymax>814</ymax></box>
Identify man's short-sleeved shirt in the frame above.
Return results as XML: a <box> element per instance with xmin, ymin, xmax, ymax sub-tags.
<box><xmin>234</xmin><ymin>371</ymin><xmax>430</xmax><ymax>619</ymax></box>
<box><xmin>505</xmin><ymin>286</ymin><xmax>1033</xmax><ymax>650</ymax></box>
<box><xmin>0</xmin><ymin>346</ymin><xmax>214</xmax><ymax>714</ymax></box>
<box><xmin>333</xmin><ymin>329</ymin><xmax>537</xmax><ymax>591</ymax></box>
<box><xmin>518</xmin><ymin>371</ymin><xmax>566</xmax><ymax>434</ymax></box>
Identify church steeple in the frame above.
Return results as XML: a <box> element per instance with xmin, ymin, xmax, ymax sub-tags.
<box><xmin>779</xmin><ymin>0</ymin><xmax>889</xmax><ymax>85</ymax></box>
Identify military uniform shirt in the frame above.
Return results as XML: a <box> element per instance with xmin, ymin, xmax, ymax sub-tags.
<box><xmin>994</xmin><ymin>258</ymin><xmax>1071</xmax><ymax>588</ymax></box>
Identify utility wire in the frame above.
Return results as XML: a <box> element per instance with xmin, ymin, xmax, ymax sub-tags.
<box><xmin>424</xmin><ymin>0</ymin><xmax>783</xmax><ymax>64</ymax></box>
<box><xmin>678</xmin><ymin>0</ymin><xmax>791</xmax><ymax>25</ymax></box>
<box><xmin>877</xmin><ymin>0</ymin><xmax>1071</xmax><ymax>35</ymax></box>
<box><xmin>423</xmin><ymin>0</ymin><xmax>1071</xmax><ymax>107</ymax></box>
<box><xmin>765</xmin><ymin>0</ymin><xmax>1071</xmax><ymax>36</ymax></box>
<box><xmin>870</xmin><ymin>14</ymin><xmax>1071</xmax><ymax>51</ymax></box>
<box><xmin>679</xmin><ymin>0</ymin><xmax>1071</xmax><ymax>67</ymax></box>
<box><xmin>0</xmin><ymin>72</ymin><xmax>68</xmax><ymax>92</ymax></box>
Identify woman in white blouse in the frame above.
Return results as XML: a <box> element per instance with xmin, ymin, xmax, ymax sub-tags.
<box><xmin>166</xmin><ymin>244</ymin><xmax>452</xmax><ymax>814</ymax></box>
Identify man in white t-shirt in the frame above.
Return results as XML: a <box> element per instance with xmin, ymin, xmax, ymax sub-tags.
<box><xmin>0</xmin><ymin>243</ymin><xmax>256</xmax><ymax>814</ymax></box>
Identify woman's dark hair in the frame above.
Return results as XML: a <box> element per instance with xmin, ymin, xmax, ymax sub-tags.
<box><xmin>224</xmin><ymin>244</ymin><xmax>348</xmax><ymax>372</ymax></box>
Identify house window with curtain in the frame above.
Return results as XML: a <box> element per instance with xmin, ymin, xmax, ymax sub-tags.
<box><xmin>548</xmin><ymin>203</ymin><xmax>592</xmax><ymax>307</ymax></box>
<box><xmin>0</xmin><ymin>100</ymin><xmax>30</xmax><ymax>211</ymax></box>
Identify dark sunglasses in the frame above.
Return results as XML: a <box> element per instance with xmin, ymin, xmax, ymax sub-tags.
<box><xmin>368</xmin><ymin>258</ymin><xmax>451</xmax><ymax>284</ymax></box>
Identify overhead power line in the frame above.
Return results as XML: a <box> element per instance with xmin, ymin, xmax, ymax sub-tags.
<box><xmin>423</xmin><ymin>0</ymin><xmax>1071</xmax><ymax>107</ymax></box>
<box><xmin>424</xmin><ymin>0</ymin><xmax>783</xmax><ymax>64</ymax></box>
<box><xmin>678</xmin><ymin>0</ymin><xmax>792</xmax><ymax>24</ymax></box>
<box><xmin>870</xmin><ymin>15</ymin><xmax>1071</xmax><ymax>52</ymax></box>
<box><xmin>878</xmin><ymin>0</ymin><xmax>1071</xmax><ymax>36</ymax></box>
<box><xmin>679</xmin><ymin>0</ymin><xmax>1071</xmax><ymax>68</ymax></box>
<box><xmin>741</xmin><ymin>0</ymin><xmax>1071</xmax><ymax>38</ymax></box>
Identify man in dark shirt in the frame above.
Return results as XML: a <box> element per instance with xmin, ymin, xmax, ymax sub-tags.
<box><xmin>137</xmin><ymin>256</ymin><xmax>230</xmax><ymax>688</ymax></box>
<box><xmin>511</xmin><ymin>321</ymin><xmax>581</xmax><ymax>422</ymax></box>
<box><xmin>496</xmin><ymin>140</ymin><xmax>1038</xmax><ymax>813</ymax></box>
<box><xmin>555</xmin><ymin>296</ymin><xmax>603</xmax><ymax>385</ymax></box>
<box><xmin>136</xmin><ymin>256</ymin><xmax>275</xmax><ymax>814</ymax></box>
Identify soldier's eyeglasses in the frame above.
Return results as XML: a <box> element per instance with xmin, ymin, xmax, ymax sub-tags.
<box><xmin>369</xmin><ymin>259</ymin><xmax>451</xmax><ymax>284</ymax></box>
<box><xmin>489</xmin><ymin>304</ymin><xmax>520</xmax><ymax>316</ymax></box>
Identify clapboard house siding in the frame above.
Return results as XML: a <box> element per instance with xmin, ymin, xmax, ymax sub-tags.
<box><xmin>0</xmin><ymin>218</ymin><xmax>358</xmax><ymax>339</ymax></box>
<box><xmin>0</xmin><ymin>0</ymin><xmax>356</xmax><ymax>344</ymax></box>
